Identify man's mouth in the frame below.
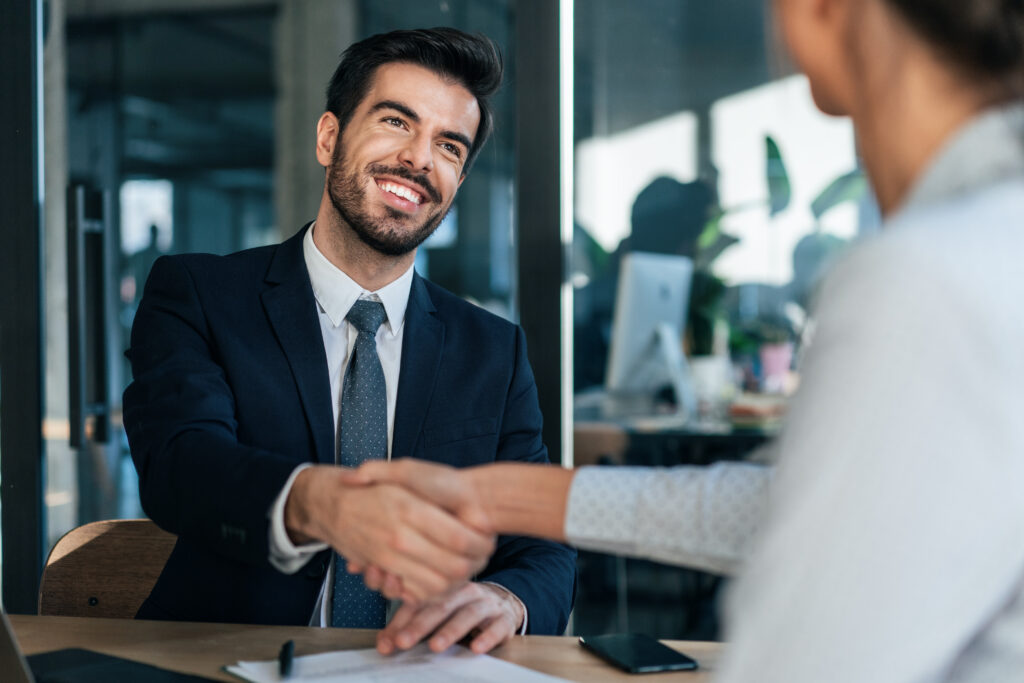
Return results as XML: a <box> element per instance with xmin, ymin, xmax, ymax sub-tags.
<box><xmin>376</xmin><ymin>179</ymin><xmax>424</xmax><ymax>206</ymax></box>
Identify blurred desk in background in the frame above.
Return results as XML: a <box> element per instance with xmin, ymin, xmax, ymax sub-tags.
<box><xmin>573</xmin><ymin>420</ymin><xmax>772</xmax><ymax>468</ymax></box>
<box><xmin>571</xmin><ymin>415</ymin><xmax>772</xmax><ymax>641</ymax></box>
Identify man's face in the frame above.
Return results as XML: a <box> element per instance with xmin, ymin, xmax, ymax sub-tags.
<box><xmin>325</xmin><ymin>62</ymin><xmax>480</xmax><ymax>256</ymax></box>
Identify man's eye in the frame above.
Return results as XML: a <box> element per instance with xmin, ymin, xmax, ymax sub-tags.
<box><xmin>441</xmin><ymin>142</ymin><xmax>462</xmax><ymax>158</ymax></box>
<box><xmin>384</xmin><ymin>117</ymin><xmax>404</xmax><ymax>127</ymax></box>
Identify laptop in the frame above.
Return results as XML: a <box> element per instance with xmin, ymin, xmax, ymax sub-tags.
<box><xmin>0</xmin><ymin>609</ymin><xmax>32</xmax><ymax>683</ymax></box>
<box><xmin>1</xmin><ymin>607</ymin><xmax>216</xmax><ymax>682</ymax></box>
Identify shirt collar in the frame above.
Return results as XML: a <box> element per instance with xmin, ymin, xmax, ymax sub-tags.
<box><xmin>302</xmin><ymin>223</ymin><xmax>414</xmax><ymax>337</ymax></box>
<box><xmin>901</xmin><ymin>102</ymin><xmax>1024</xmax><ymax>214</ymax></box>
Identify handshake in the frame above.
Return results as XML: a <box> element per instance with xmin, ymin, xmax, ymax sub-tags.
<box><xmin>284</xmin><ymin>459</ymin><xmax>574</xmax><ymax>654</ymax></box>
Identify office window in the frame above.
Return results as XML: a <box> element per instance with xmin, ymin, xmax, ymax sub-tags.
<box><xmin>570</xmin><ymin>0</ymin><xmax>876</xmax><ymax>639</ymax></box>
<box><xmin>572</xmin><ymin>0</ymin><xmax>876</xmax><ymax>401</ymax></box>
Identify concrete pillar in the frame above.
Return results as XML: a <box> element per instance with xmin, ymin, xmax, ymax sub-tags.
<box><xmin>274</xmin><ymin>0</ymin><xmax>358</xmax><ymax>239</ymax></box>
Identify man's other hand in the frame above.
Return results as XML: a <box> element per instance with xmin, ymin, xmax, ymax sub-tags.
<box><xmin>284</xmin><ymin>465</ymin><xmax>495</xmax><ymax>601</ymax></box>
<box><xmin>377</xmin><ymin>582</ymin><xmax>524</xmax><ymax>655</ymax></box>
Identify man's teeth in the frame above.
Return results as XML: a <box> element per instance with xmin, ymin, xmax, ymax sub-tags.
<box><xmin>379</xmin><ymin>181</ymin><xmax>422</xmax><ymax>205</ymax></box>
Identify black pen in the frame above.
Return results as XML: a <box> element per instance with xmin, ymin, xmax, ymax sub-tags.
<box><xmin>278</xmin><ymin>639</ymin><xmax>295</xmax><ymax>679</ymax></box>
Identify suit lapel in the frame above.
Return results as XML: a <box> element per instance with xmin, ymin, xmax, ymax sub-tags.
<box><xmin>392</xmin><ymin>274</ymin><xmax>444</xmax><ymax>459</ymax></box>
<box><xmin>261</xmin><ymin>226</ymin><xmax>335</xmax><ymax>465</ymax></box>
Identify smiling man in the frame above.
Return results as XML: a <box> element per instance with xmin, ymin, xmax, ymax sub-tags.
<box><xmin>123</xmin><ymin>28</ymin><xmax>575</xmax><ymax>654</ymax></box>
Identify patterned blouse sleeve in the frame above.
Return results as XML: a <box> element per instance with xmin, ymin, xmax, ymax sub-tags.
<box><xmin>564</xmin><ymin>460</ymin><xmax>772</xmax><ymax>575</ymax></box>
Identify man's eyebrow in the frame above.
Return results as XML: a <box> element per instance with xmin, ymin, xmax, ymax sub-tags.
<box><xmin>371</xmin><ymin>100</ymin><xmax>473</xmax><ymax>153</ymax></box>
<box><xmin>440</xmin><ymin>129</ymin><xmax>473</xmax><ymax>153</ymax></box>
<box><xmin>371</xmin><ymin>99</ymin><xmax>420</xmax><ymax>122</ymax></box>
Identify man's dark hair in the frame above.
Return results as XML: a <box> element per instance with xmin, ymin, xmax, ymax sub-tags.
<box><xmin>325</xmin><ymin>27</ymin><xmax>504</xmax><ymax>174</ymax></box>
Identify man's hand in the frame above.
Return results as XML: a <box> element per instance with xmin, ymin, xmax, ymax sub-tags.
<box><xmin>341</xmin><ymin>459</ymin><xmax>574</xmax><ymax>603</ymax></box>
<box><xmin>342</xmin><ymin>459</ymin><xmax>491</xmax><ymax>530</ymax></box>
<box><xmin>377</xmin><ymin>582</ymin><xmax>524</xmax><ymax>655</ymax></box>
<box><xmin>284</xmin><ymin>465</ymin><xmax>495</xmax><ymax>601</ymax></box>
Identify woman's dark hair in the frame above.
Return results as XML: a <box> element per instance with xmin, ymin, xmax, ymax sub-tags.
<box><xmin>887</xmin><ymin>0</ymin><xmax>1024</xmax><ymax>92</ymax></box>
<box><xmin>325</xmin><ymin>27</ymin><xmax>503</xmax><ymax>174</ymax></box>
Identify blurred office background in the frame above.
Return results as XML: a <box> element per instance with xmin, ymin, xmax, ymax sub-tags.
<box><xmin>1</xmin><ymin>0</ymin><xmax>876</xmax><ymax>638</ymax></box>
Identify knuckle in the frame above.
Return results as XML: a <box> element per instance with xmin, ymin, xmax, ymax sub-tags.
<box><xmin>374</xmin><ymin>548</ymin><xmax>396</xmax><ymax>570</ymax></box>
<box><xmin>450</xmin><ymin>557</ymin><xmax>473</xmax><ymax>580</ymax></box>
<box><xmin>464</xmin><ymin>602</ymin><xmax>490</xmax><ymax>624</ymax></box>
<box><xmin>461</xmin><ymin>531</ymin><xmax>488</xmax><ymax>556</ymax></box>
<box><xmin>406</xmin><ymin>581</ymin><xmax>428</xmax><ymax>601</ymax></box>
<box><xmin>412</xmin><ymin>613</ymin><xmax>442</xmax><ymax>636</ymax></box>
<box><xmin>428</xmin><ymin>574</ymin><xmax>452</xmax><ymax>596</ymax></box>
<box><xmin>448</xmin><ymin>532</ymin><xmax>469</xmax><ymax>554</ymax></box>
<box><xmin>386</xmin><ymin>528</ymin><xmax>407</xmax><ymax>553</ymax></box>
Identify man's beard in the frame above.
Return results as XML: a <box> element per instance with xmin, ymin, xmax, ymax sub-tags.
<box><xmin>326</xmin><ymin>146</ymin><xmax>449</xmax><ymax>257</ymax></box>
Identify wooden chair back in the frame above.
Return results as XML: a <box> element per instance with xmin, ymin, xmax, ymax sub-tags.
<box><xmin>38</xmin><ymin>519</ymin><xmax>176</xmax><ymax>618</ymax></box>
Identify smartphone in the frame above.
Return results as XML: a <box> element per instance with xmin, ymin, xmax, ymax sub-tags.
<box><xmin>579</xmin><ymin>633</ymin><xmax>699</xmax><ymax>673</ymax></box>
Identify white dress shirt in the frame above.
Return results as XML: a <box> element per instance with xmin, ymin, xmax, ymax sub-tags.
<box><xmin>565</xmin><ymin>103</ymin><xmax>1024</xmax><ymax>682</ymax></box>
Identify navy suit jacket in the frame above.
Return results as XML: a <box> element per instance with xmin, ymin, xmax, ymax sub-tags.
<box><xmin>123</xmin><ymin>225</ymin><xmax>575</xmax><ymax>632</ymax></box>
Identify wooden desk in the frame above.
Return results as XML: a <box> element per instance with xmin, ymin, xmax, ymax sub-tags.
<box><xmin>10</xmin><ymin>615</ymin><xmax>721</xmax><ymax>681</ymax></box>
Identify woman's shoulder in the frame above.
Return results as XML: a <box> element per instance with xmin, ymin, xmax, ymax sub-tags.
<box><xmin>815</xmin><ymin>176</ymin><xmax>1024</xmax><ymax>342</ymax></box>
<box><xmin>888</xmin><ymin>176</ymin><xmax>1024</xmax><ymax>248</ymax></box>
<box><xmin>844</xmin><ymin>177</ymin><xmax>1024</xmax><ymax>280</ymax></box>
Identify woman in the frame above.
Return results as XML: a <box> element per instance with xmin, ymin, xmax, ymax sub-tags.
<box><xmin>354</xmin><ymin>0</ymin><xmax>1024</xmax><ymax>678</ymax></box>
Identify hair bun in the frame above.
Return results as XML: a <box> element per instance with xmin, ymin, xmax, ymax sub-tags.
<box><xmin>889</xmin><ymin>0</ymin><xmax>1024</xmax><ymax>78</ymax></box>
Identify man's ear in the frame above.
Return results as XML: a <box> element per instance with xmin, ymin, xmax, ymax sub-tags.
<box><xmin>315</xmin><ymin>112</ymin><xmax>339</xmax><ymax>168</ymax></box>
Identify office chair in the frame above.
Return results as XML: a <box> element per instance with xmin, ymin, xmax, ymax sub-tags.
<box><xmin>38</xmin><ymin>519</ymin><xmax>176</xmax><ymax>618</ymax></box>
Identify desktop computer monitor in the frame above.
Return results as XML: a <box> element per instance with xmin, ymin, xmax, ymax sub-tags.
<box><xmin>604</xmin><ymin>251</ymin><xmax>696</xmax><ymax>418</ymax></box>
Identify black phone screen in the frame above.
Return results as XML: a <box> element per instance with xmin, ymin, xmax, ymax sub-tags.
<box><xmin>579</xmin><ymin>633</ymin><xmax>699</xmax><ymax>673</ymax></box>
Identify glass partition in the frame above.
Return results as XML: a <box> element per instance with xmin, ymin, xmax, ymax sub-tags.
<box><xmin>43</xmin><ymin>0</ymin><xmax>521</xmax><ymax>569</ymax></box>
<box><xmin>570</xmin><ymin>0</ymin><xmax>877</xmax><ymax>639</ymax></box>
<box><xmin>46</xmin><ymin>4</ymin><xmax>278</xmax><ymax>549</ymax></box>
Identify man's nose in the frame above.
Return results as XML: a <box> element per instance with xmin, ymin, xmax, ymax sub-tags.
<box><xmin>397</xmin><ymin>134</ymin><xmax>434</xmax><ymax>174</ymax></box>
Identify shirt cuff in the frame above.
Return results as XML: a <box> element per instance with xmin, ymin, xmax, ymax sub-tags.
<box><xmin>480</xmin><ymin>581</ymin><xmax>528</xmax><ymax>635</ymax></box>
<box><xmin>268</xmin><ymin>463</ymin><xmax>328</xmax><ymax>574</ymax></box>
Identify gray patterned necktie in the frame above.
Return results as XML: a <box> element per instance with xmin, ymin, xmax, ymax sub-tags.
<box><xmin>331</xmin><ymin>299</ymin><xmax>388</xmax><ymax>628</ymax></box>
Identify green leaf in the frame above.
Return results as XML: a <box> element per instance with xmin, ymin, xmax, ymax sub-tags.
<box><xmin>696</xmin><ymin>210</ymin><xmax>724</xmax><ymax>251</ymax></box>
<box><xmin>766</xmin><ymin>135</ymin><xmax>791</xmax><ymax>216</ymax></box>
<box><xmin>811</xmin><ymin>169</ymin><xmax>867</xmax><ymax>220</ymax></box>
<box><xmin>695</xmin><ymin>233</ymin><xmax>739</xmax><ymax>271</ymax></box>
<box><xmin>694</xmin><ymin>210</ymin><xmax>739</xmax><ymax>270</ymax></box>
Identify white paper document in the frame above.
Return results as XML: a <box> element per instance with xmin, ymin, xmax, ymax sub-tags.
<box><xmin>224</xmin><ymin>643</ymin><xmax>569</xmax><ymax>682</ymax></box>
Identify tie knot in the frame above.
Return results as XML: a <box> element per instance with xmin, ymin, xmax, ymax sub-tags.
<box><xmin>346</xmin><ymin>299</ymin><xmax>387</xmax><ymax>335</ymax></box>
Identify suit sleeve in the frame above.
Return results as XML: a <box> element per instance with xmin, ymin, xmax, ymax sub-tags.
<box><xmin>123</xmin><ymin>255</ymin><xmax>300</xmax><ymax>567</ymax></box>
<box><xmin>474</xmin><ymin>326</ymin><xmax>578</xmax><ymax>635</ymax></box>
